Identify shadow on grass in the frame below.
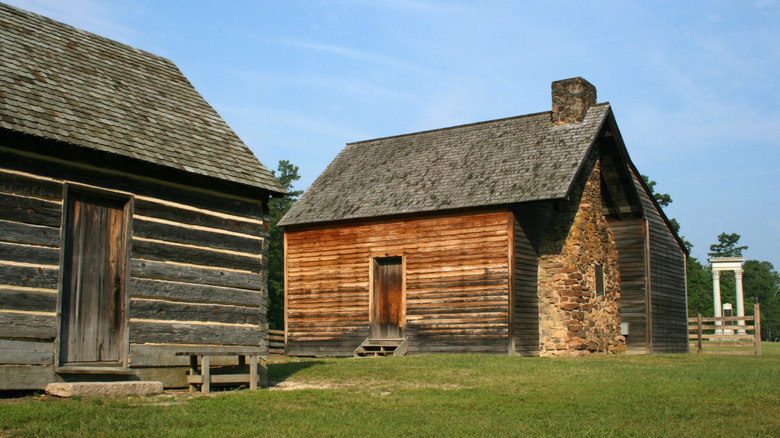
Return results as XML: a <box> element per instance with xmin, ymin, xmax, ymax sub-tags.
<box><xmin>0</xmin><ymin>390</ymin><xmax>44</xmax><ymax>402</ymax></box>
<box><xmin>267</xmin><ymin>359</ymin><xmax>326</xmax><ymax>385</ymax></box>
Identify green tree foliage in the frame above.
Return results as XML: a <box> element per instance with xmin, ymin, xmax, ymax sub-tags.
<box><xmin>267</xmin><ymin>160</ymin><xmax>302</xmax><ymax>330</ymax></box>
<box><xmin>641</xmin><ymin>175</ymin><xmax>672</xmax><ymax>208</ymax></box>
<box><xmin>742</xmin><ymin>260</ymin><xmax>780</xmax><ymax>341</ymax></box>
<box><xmin>686</xmin><ymin>256</ymin><xmax>713</xmax><ymax>316</ymax></box>
<box><xmin>708</xmin><ymin>232</ymin><xmax>749</xmax><ymax>258</ymax></box>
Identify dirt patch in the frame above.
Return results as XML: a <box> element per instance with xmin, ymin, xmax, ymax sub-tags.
<box><xmin>269</xmin><ymin>381</ymin><xmax>343</xmax><ymax>391</ymax></box>
<box><xmin>269</xmin><ymin>379</ymin><xmax>467</xmax><ymax>392</ymax></box>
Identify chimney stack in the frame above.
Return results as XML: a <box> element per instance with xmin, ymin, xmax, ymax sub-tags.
<box><xmin>551</xmin><ymin>77</ymin><xmax>596</xmax><ymax>124</ymax></box>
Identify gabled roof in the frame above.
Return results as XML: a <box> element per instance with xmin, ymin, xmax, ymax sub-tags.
<box><xmin>0</xmin><ymin>3</ymin><xmax>284</xmax><ymax>195</ymax></box>
<box><xmin>280</xmin><ymin>103</ymin><xmax>610</xmax><ymax>226</ymax></box>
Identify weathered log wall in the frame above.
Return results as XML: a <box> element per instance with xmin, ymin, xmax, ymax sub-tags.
<box><xmin>0</xmin><ymin>141</ymin><xmax>268</xmax><ymax>390</ymax></box>
<box><xmin>284</xmin><ymin>211</ymin><xmax>513</xmax><ymax>356</ymax></box>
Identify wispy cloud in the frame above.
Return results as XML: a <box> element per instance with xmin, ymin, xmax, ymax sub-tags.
<box><xmin>280</xmin><ymin>39</ymin><xmax>430</xmax><ymax>74</ymax></box>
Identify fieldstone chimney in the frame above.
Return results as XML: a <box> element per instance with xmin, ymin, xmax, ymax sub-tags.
<box><xmin>551</xmin><ymin>77</ymin><xmax>597</xmax><ymax>124</ymax></box>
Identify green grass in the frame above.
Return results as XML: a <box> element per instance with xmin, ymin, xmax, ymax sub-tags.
<box><xmin>2</xmin><ymin>344</ymin><xmax>780</xmax><ymax>437</ymax></box>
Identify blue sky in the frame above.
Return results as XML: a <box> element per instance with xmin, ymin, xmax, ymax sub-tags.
<box><xmin>7</xmin><ymin>0</ymin><xmax>780</xmax><ymax>270</ymax></box>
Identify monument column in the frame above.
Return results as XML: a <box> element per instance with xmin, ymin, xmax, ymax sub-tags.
<box><xmin>735</xmin><ymin>269</ymin><xmax>745</xmax><ymax>334</ymax></box>
<box><xmin>712</xmin><ymin>271</ymin><xmax>722</xmax><ymax>334</ymax></box>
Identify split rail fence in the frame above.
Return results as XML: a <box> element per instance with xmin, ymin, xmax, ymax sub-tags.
<box><xmin>688</xmin><ymin>302</ymin><xmax>761</xmax><ymax>356</ymax></box>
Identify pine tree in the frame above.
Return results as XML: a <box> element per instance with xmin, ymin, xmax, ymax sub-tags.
<box><xmin>267</xmin><ymin>160</ymin><xmax>302</xmax><ymax>330</ymax></box>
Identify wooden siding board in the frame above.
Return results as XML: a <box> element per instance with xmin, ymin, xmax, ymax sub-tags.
<box><xmin>0</xmin><ymin>311</ymin><xmax>56</xmax><ymax>340</ymax></box>
<box><xmin>0</xmin><ymin>241</ymin><xmax>60</xmax><ymax>266</ymax></box>
<box><xmin>129</xmin><ymin>278</ymin><xmax>263</xmax><ymax>307</ymax></box>
<box><xmin>129</xmin><ymin>298</ymin><xmax>261</xmax><ymax>325</ymax></box>
<box><xmin>0</xmin><ymin>339</ymin><xmax>53</xmax><ymax>365</ymax></box>
<box><xmin>0</xmin><ymin>192</ymin><xmax>61</xmax><ymax>227</ymax></box>
<box><xmin>131</xmin><ymin>238</ymin><xmax>261</xmax><ymax>273</ymax></box>
<box><xmin>0</xmin><ymin>287</ymin><xmax>57</xmax><ymax>313</ymax></box>
<box><xmin>129</xmin><ymin>320</ymin><xmax>265</xmax><ymax>347</ymax></box>
<box><xmin>130</xmin><ymin>259</ymin><xmax>262</xmax><ymax>291</ymax></box>
<box><xmin>0</xmin><ymin>219</ymin><xmax>60</xmax><ymax>247</ymax></box>
<box><xmin>0</xmin><ymin>365</ymin><xmax>57</xmax><ymax>390</ymax></box>
<box><xmin>0</xmin><ymin>264</ymin><xmax>59</xmax><ymax>289</ymax></box>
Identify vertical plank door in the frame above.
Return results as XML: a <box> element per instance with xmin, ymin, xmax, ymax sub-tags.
<box><xmin>371</xmin><ymin>257</ymin><xmax>403</xmax><ymax>339</ymax></box>
<box><xmin>59</xmin><ymin>192</ymin><xmax>128</xmax><ymax>365</ymax></box>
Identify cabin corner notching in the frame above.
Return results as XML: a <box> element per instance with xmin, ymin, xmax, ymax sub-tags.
<box><xmin>280</xmin><ymin>77</ymin><xmax>689</xmax><ymax>357</ymax></box>
<box><xmin>0</xmin><ymin>4</ymin><xmax>285</xmax><ymax>390</ymax></box>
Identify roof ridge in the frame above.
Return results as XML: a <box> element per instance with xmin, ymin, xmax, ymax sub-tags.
<box><xmin>347</xmin><ymin>102</ymin><xmax>611</xmax><ymax>146</ymax></box>
<box><xmin>1</xmin><ymin>2</ymin><xmax>174</xmax><ymax>66</ymax></box>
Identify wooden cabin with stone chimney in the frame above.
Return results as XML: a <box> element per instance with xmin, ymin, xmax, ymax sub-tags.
<box><xmin>0</xmin><ymin>4</ymin><xmax>285</xmax><ymax>390</ymax></box>
<box><xmin>279</xmin><ymin>77</ymin><xmax>689</xmax><ymax>357</ymax></box>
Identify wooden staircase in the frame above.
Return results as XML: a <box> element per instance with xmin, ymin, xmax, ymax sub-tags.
<box><xmin>354</xmin><ymin>338</ymin><xmax>408</xmax><ymax>357</ymax></box>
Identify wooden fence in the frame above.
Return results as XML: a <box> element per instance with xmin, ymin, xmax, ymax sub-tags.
<box><xmin>267</xmin><ymin>329</ymin><xmax>285</xmax><ymax>356</ymax></box>
<box><xmin>688</xmin><ymin>303</ymin><xmax>761</xmax><ymax>356</ymax></box>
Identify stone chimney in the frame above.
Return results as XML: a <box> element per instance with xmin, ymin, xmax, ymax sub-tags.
<box><xmin>551</xmin><ymin>77</ymin><xmax>597</xmax><ymax>124</ymax></box>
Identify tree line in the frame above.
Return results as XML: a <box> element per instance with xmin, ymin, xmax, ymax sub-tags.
<box><xmin>264</xmin><ymin>163</ymin><xmax>779</xmax><ymax>342</ymax></box>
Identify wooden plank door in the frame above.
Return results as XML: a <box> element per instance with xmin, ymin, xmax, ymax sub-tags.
<box><xmin>370</xmin><ymin>257</ymin><xmax>403</xmax><ymax>339</ymax></box>
<box><xmin>59</xmin><ymin>192</ymin><xmax>128</xmax><ymax>365</ymax></box>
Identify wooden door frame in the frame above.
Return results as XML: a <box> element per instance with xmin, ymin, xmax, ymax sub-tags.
<box><xmin>367</xmin><ymin>253</ymin><xmax>406</xmax><ymax>339</ymax></box>
<box><xmin>55</xmin><ymin>182</ymin><xmax>133</xmax><ymax>369</ymax></box>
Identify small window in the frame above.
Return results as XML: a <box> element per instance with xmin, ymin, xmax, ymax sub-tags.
<box><xmin>595</xmin><ymin>265</ymin><xmax>605</xmax><ymax>297</ymax></box>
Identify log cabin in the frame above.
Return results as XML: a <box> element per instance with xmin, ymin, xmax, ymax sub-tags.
<box><xmin>279</xmin><ymin>77</ymin><xmax>689</xmax><ymax>357</ymax></box>
<box><xmin>0</xmin><ymin>4</ymin><xmax>285</xmax><ymax>390</ymax></box>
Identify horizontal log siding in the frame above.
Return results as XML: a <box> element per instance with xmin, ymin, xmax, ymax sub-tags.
<box><xmin>608</xmin><ymin>217</ymin><xmax>648</xmax><ymax>353</ymax></box>
<box><xmin>0</xmin><ymin>168</ymin><xmax>62</xmax><ymax>349</ymax></box>
<box><xmin>632</xmin><ymin>170</ymin><xmax>688</xmax><ymax>353</ymax></box>
<box><xmin>285</xmin><ymin>212</ymin><xmax>513</xmax><ymax>356</ymax></box>
<box><xmin>1</xmin><ymin>145</ymin><xmax>269</xmax><ymax>388</ymax></box>
<box><xmin>129</xmin><ymin>194</ymin><xmax>267</xmax><ymax>350</ymax></box>
<box><xmin>513</xmin><ymin>216</ymin><xmax>539</xmax><ymax>356</ymax></box>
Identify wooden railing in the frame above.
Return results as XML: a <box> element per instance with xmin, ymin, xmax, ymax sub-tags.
<box><xmin>689</xmin><ymin>303</ymin><xmax>761</xmax><ymax>356</ymax></box>
<box><xmin>267</xmin><ymin>329</ymin><xmax>285</xmax><ymax>356</ymax></box>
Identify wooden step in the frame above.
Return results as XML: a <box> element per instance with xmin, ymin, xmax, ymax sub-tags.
<box><xmin>354</xmin><ymin>337</ymin><xmax>408</xmax><ymax>357</ymax></box>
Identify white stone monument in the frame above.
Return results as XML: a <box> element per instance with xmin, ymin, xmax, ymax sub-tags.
<box><xmin>709</xmin><ymin>257</ymin><xmax>745</xmax><ymax>334</ymax></box>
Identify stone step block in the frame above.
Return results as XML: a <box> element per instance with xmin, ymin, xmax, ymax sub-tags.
<box><xmin>45</xmin><ymin>381</ymin><xmax>163</xmax><ymax>398</ymax></box>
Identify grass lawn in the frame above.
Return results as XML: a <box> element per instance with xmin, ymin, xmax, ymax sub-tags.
<box><xmin>2</xmin><ymin>344</ymin><xmax>779</xmax><ymax>437</ymax></box>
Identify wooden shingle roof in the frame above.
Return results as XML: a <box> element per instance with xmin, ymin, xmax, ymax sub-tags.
<box><xmin>279</xmin><ymin>103</ymin><xmax>610</xmax><ymax>226</ymax></box>
<box><xmin>0</xmin><ymin>3</ymin><xmax>284</xmax><ymax>195</ymax></box>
